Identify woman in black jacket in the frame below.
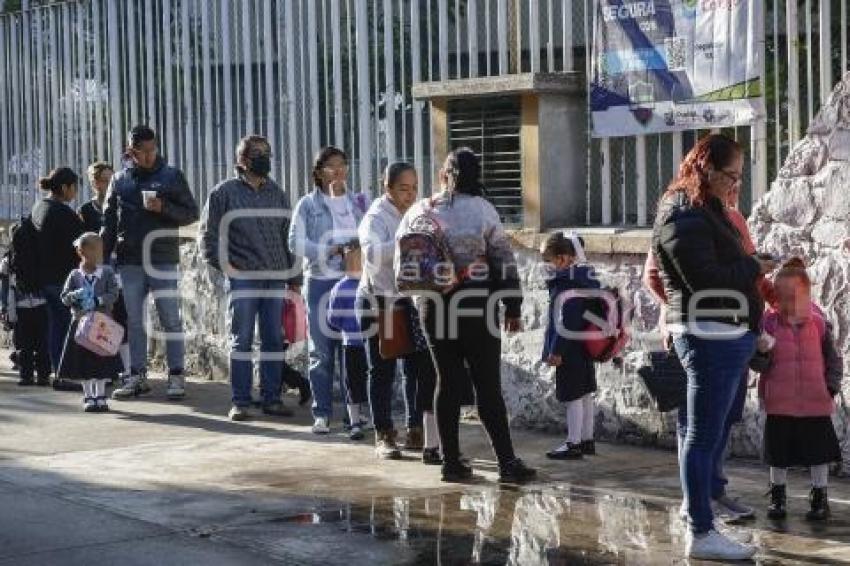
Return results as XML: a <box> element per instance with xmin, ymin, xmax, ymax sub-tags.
<box><xmin>32</xmin><ymin>167</ymin><xmax>85</xmax><ymax>377</ymax></box>
<box><xmin>653</xmin><ymin>135</ymin><xmax>776</xmax><ymax>560</ymax></box>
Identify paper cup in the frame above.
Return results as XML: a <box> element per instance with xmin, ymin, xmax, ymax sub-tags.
<box><xmin>142</xmin><ymin>190</ymin><xmax>158</xmax><ymax>208</ymax></box>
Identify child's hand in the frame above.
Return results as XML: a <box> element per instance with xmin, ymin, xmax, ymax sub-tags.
<box><xmin>546</xmin><ymin>354</ymin><xmax>562</xmax><ymax>367</ymax></box>
<box><xmin>757</xmin><ymin>333</ymin><xmax>776</xmax><ymax>353</ymax></box>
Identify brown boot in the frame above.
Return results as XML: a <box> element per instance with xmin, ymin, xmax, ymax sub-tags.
<box><xmin>402</xmin><ymin>427</ymin><xmax>424</xmax><ymax>451</ymax></box>
<box><xmin>375</xmin><ymin>429</ymin><xmax>402</xmax><ymax>460</ymax></box>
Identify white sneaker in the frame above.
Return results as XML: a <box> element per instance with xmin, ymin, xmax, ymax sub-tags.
<box><xmin>112</xmin><ymin>373</ymin><xmax>148</xmax><ymax>399</ymax></box>
<box><xmin>166</xmin><ymin>373</ymin><xmax>186</xmax><ymax>400</ymax></box>
<box><xmin>312</xmin><ymin>417</ymin><xmax>330</xmax><ymax>435</ymax></box>
<box><xmin>713</xmin><ymin>495</ymin><xmax>755</xmax><ymax>522</ymax></box>
<box><xmin>686</xmin><ymin>529</ymin><xmax>756</xmax><ymax>560</ymax></box>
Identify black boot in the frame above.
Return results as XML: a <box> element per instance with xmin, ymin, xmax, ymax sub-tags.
<box><xmin>767</xmin><ymin>483</ymin><xmax>786</xmax><ymax>520</ymax></box>
<box><xmin>806</xmin><ymin>487</ymin><xmax>830</xmax><ymax>521</ymax></box>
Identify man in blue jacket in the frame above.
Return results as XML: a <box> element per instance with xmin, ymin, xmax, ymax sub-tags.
<box><xmin>102</xmin><ymin>125</ymin><xmax>199</xmax><ymax>400</ymax></box>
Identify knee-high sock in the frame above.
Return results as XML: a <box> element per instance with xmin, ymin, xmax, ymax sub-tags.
<box><xmin>423</xmin><ymin>411</ymin><xmax>439</xmax><ymax>449</ymax></box>
<box><xmin>581</xmin><ymin>394</ymin><xmax>595</xmax><ymax>441</ymax></box>
<box><xmin>811</xmin><ymin>464</ymin><xmax>829</xmax><ymax>488</ymax></box>
<box><xmin>566</xmin><ymin>399</ymin><xmax>584</xmax><ymax>445</ymax></box>
<box><xmin>347</xmin><ymin>403</ymin><xmax>361</xmax><ymax>427</ymax></box>
<box><xmin>94</xmin><ymin>379</ymin><xmax>108</xmax><ymax>398</ymax></box>
<box><xmin>82</xmin><ymin>379</ymin><xmax>96</xmax><ymax>400</ymax></box>
<box><xmin>770</xmin><ymin>467</ymin><xmax>788</xmax><ymax>485</ymax></box>
<box><xmin>119</xmin><ymin>344</ymin><xmax>130</xmax><ymax>375</ymax></box>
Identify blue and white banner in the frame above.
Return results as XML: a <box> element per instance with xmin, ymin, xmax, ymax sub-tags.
<box><xmin>590</xmin><ymin>0</ymin><xmax>764</xmax><ymax>137</ymax></box>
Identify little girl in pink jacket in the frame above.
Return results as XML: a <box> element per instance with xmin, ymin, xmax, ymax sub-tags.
<box><xmin>751</xmin><ymin>258</ymin><xmax>843</xmax><ymax>522</ymax></box>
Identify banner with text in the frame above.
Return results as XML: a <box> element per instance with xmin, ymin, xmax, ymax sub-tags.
<box><xmin>590</xmin><ymin>0</ymin><xmax>764</xmax><ymax>137</ymax></box>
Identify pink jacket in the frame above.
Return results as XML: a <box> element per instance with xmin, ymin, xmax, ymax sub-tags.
<box><xmin>755</xmin><ymin>303</ymin><xmax>840</xmax><ymax>417</ymax></box>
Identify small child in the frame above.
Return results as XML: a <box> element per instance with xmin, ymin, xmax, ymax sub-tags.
<box><xmin>0</xmin><ymin>254</ymin><xmax>51</xmax><ymax>386</ymax></box>
<box><xmin>58</xmin><ymin>233</ymin><xmax>120</xmax><ymax>412</ymax></box>
<box><xmin>541</xmin><ymin>232</ymin><xmax>600</xmax><ymax>460</ymax></box>
<box><xmin>327</xmin><ymin>242</ymin><xmax>370</xmax><ymax>440</ymax></box>
<box><xmin>751</xmin><ymin>258</ymin><xmax>843</xmax><ymax>521</ymax></box>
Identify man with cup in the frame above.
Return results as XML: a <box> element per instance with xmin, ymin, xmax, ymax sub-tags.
<box><xmin>101</xmin><ymin>125</ymin><xmax>199</xmax><ymax>400</ymax></box>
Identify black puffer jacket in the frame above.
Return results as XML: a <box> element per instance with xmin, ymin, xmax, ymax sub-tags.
<box><xmin>31</xmin><ymin>198</ymin><xmax>85</xmax><ymax>286</ymax></box>
<box><xmin>652</xmin><ymin>190</ymin><xmax>763</xmax><ymax>332</ymax></box>
<box><xmin>101</xmin><ymin>157</ymin><xmax>199</xmax><ymax>266</ymax></box>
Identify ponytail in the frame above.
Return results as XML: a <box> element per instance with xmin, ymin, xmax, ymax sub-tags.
<box><xmin>38</xmin><ymin>167</ymin><xmax>78</xmax><ymax>196</ymax></box>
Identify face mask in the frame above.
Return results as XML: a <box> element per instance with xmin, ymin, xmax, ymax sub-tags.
<box><xmin>248</xmin><ymin>155</ymin><xmax>272</xmax><ymax>177</ymax></box>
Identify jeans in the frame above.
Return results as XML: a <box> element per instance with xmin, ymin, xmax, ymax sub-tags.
<box><xmin>228</xmin><ymin>278</ymin><xmax>286</xmax><ymax>407</ymax></box>
<box><xmin>42</xmin><ymin>284</ymin><xmax>71</xmax><ymax>373</ymax></box>
<box><xmin>357</xmin><ymin>295</ymin><xmax>437</xmax><ymax>433</ymax></box>
<box><xmin>673</xmin><ymin>331</ymin><xmax>756</xmax><ymax>534</ymax></box>
<box><xmin>423</xmin><ymin>292</ymin><xmax>516</xmax><ymax>466</ymax></box>
<box><xmin>305</xmin><ymin>276</ymin><xmax>343</xmax><ymax>419</ymax></box>
<box><xmin>119</xmin><ymin>264</ymin><xmax>185</xmax><ymax>374</ymax></box>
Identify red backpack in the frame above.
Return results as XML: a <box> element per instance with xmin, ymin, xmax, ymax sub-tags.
<box><xmin>580</xmin><ymin>286</ymin><xmax>631</xmax><ymax>362</ymax></box>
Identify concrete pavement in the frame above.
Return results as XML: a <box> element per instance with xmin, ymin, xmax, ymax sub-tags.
<box><xmin>1</xmin><ymin>361</ymin><xmax>849</xmax><ymax>565</ymax></box>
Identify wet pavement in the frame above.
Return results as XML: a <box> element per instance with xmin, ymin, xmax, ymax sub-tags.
<box><xmin>0</xmin><ymin>362</ymin><xmax>849</xmax><ymax>565</ymax></box>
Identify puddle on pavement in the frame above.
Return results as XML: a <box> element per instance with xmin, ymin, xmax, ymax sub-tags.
<box><xmin>253</xmin><ymin>486</ymin><xmax>850</xmax><ymax>565</ymax></box>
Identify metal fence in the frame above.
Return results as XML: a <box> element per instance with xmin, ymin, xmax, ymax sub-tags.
<box><xmin>0</xmin><ymin>1</ymin><xmax>845</xmax><ymax>227</ymax></box>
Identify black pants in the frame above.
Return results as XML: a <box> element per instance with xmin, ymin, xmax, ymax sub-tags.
<box><xmin>15</xmin><ymin>305</ymin><xmax>51</xmax><ymax>382</ymax></box>
<box><xmin>423</xmin><ymin>292</ymin><xmax>516</xmax><ymax>466</ymax></box>
<box><xmin>343</xmin><ymin>345</ymin><xmax>369</xmax><ymax>405</ymax></box>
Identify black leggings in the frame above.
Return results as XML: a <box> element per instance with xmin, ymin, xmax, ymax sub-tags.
<box><xmin>423</xmin><ymin>293</ymin><xmax>516</xmax><ymax>466</ymax></box>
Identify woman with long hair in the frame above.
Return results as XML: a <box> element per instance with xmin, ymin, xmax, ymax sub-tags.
<box><xmin>653</xmin><ymin>134</ymin><xmax>776</xmax><ymax>560</ymax></box>
<box><xmin>398</xmin><ymin>148</ymin><xmax>535</xmax><ymax>484</ymax></box>
<box><xmin>288</xmin><ymin>147</ymin><xmax>368</xmax><ymax>434</ymax></box>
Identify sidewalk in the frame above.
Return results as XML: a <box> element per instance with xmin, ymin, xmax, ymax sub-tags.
<box><xmin>0</xmin><ymin>359</ymin><xmax>848</xmax><ymax>565</ymax></box>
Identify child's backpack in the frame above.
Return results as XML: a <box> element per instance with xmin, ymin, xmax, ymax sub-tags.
<box><xmin>582</xmin><ymin>286</ymin><xmax>630</xmax><ymax>362</ymax></box>
<box><xmin>8</xmin><ymin>215</ymin><xmax>42</xmax><ymax>294</ymax></box>
<box><xmin>395</xmin><ymin>202</ymin><xmax>456</xmax><ymax>293</ymax></box>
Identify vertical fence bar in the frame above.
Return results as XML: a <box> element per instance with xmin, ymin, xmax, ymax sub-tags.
<box><xmin>843</xmin><ymin>0</ymin><xmax>848</xmax><ymax>74</ymax></box>
<box><xmin>438</xmin><ymin>0</ymin><xmax>448</xmax><ymax>79</ymax></box>
<box><xmin>529</xmin><ymin>0</ymin><xmax>540</xmax><ymax>72</ymax></box>
<box><xmin>636</xmin><ymin>136</ymin><xmax>647</xmax><ymax>226</ymax></box>
<box><xmin>285</xmin><ymin>0</ymin><xmax>300</xmax><ymax>195</ymax></box>
<box><xmin>107</xmin><ymin>0</ymin><xmax>121</xmax><ymax>164</ymax></box>
<box><xmin>35</xmin><ymin>8</ymin><xmax>47</xmax><ymax>174</ymax></box>
<box><xmin>563</xmin><ymin>0</ymin><xmax>573</xmax><ymax>71</ymax></box>
<box><xmin>805</xmin><ymin>0</ymin><xmax>813</xmax><ymax>124</ymax></box>
<box><xmin>180</xmin><ymin>0</ymin><xmax>195</xmax><ymax>192</ymax></box>
<box><xmin>22</xmin><ymin>3</ymin><xmax>33</xmax><ymax>198</ymax></box>
<box><xmin>144</xmin><ymin>0</ymin><xmax>156</xmax><ymax>125</ymax></box>
<box><xmin>221</xmin><ymin>0</ymin><xmax>234</xmax><ymax>173</ymax></box>
<box><xmin>201</xmin><ymin>0</ymin><xmax>214</xmax><ymax>191</ymax></box>
<box><xmin>819</xmin><ymin>0</ymin><xmax>831</xmax><ymax>103</ymax></box>
<box><xmin>331</xmin><ymin>0</ymin><xmax>344</xmax><ymax>146</ymax></box>
<box><xmin>546</xmin><ymin>0</ymin><xmax>554</xmax><ymax>72</ymax></box>
<box><xmin>93</xmin><ymin>0</ymin><xmax>105</xmax><ymax>161</ymax></box>
<box><xmin>497</xmin><ymin>0</ymin><xmax>507</xmax><ymax>74</ymax></box>
<box><xmin>411</xmin><ymin>0</ymin><xmax>424</xmax><ymax>182</ymax></box>
<box><xmin>787</xmin><ymin>0</ymin><xmax>801</xmax><ymax>144</ymax></box>
<box><xmin>383</xmin><ymin>0</ymin><xmax>396</xmax><ymax>164</ymax></box>
<box><xmin>752</xmin><ymin>0</ymin><xmax>768</xmax><ymax>203</ymax></box>
<box><xmin>163</xmin><ymin>0</ymin><xmax>176</xmax><ymax>161</ymax></box>
<box><xmin>355</xmin><ymin>0</ymin><xmax>372</xmax><ymax>193</ymax></box>
<box><xmin>773</xmin><ymin>0</ymin><xmax>782</xmax><ymax>172</ymax></box>
<box><xmin>485</xmin><ymin>0</ymin><xmax>492</xmax><ymax>76</ymax></box>
<box><xmin>0</xmin><ymin>18</ymin><xmax>7</xmax><ymax>218</ymax></box>
<box><xmin>307</xmin><ymin>0</ymin><xmax>320</xmax><ymax>153</ymax></box>
<box><xmin>241</xmin><ymin>1</ymin><xmax>254</xmax><ymax>132</ymax></box>
<box><xmin>468</xmin><ymin>0</ymin><xmax>479</xmax><ymax>77</ymax></box>
<box><xmin>77</xmin><ymin>3</ymin><xmax>90</xmax><ymax>195</ymax></box>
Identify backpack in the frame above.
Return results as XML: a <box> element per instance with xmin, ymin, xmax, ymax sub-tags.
<box><xmin>9</xmin><ymin>215</ymin><xmax>42</xmax><ymax>294</ymax></box>
<box><xmin>395</xmin><ymin>202</ymin><xmax>456</xmax><ymax>293</ymax></box>
<box><xmin>581</xmin><ymin>286</ymin><xmax>631</xmax><ymax>362</ymax></box>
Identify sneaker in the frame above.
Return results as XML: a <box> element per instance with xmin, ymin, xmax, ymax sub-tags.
<box><xmin>95</xmin><ymin>397</ymin><xmax>110</xmax><ymax>412</ymax></box>
<box><xmin>17</xmin><ymin>377</ymin><xmax>35</xmax><ymax>386</ymax></box>
<box><xmin>580</xmin><ymin>440</ymin><xmax>596</xmax><ymax>455</ymax></box>
<box><xmin>806</xmin><ymin>487</ymin><xmax>830</xmax><ymax>521</ymax></box>
<box><xmin>228</xmin><ymin>405</ymin><xmax>251</xmax><ymax>421</ymax></box>
<box><xmin>766</xmin><ymin>483</ymin><xmax>787</xmax><ymax>520</ymax></box>
<box><xmin>546</xmin><ymin>442</ymin><xmax>584</xmax><ymax>460</ymax></box>
<box><xmin>349</xmin><ymin>425</ymin><xmax>364</xmax><ymax>441</ymax></box>
<box><xmin>685</xmin><ymin>529</ymin><xmax>757</xmax><ymax>561</ymax></box>
<box><xmin>441</xmin><ymin>460</ymin><xmax>473</xmax><ymax>482</ymax></box>
<box><xmin>375</xmin><ymin>430</ymin><xmax>402</xmax><ymax>460</ymax></box>
<box><xmin>717</xmin><ymin>525</ymin><xmax>754</xmax><ymax>545</ymax></box>
<box><xmin>166</xmin><ymin>371</ymin><xmax>186</xmax><ymax>400</ymax></box>
<box><xmin>713</xmin><ymin>495</ymin><xmax>755</xmax><ymax>522</ymax></box>
<box><xmin>83</xmin><ymin>397</ymin><xmax>98</xmax><ymax>413</ymax></box>
<box><xmin>402</xmin><ymin>427</ymin><xmax>424</xmax><ymax>451</ymax></box>
<box><xmin>262</xmin><ymin>401</ymin><xmax>294</xmax><ymax>417</ymax></box>
<box><xmin>499</xmin><ymin>458</ymin><xmax>537</xmax><ymax>484</ymax></box>
<box><xmin>422</xmin><ymin>447</ymin><xmax>442</xmax><ymax>466</ymax></box>
<box><xmin>312</xmin><ymin>417</ymin><xmax>330</xmax><ymax>435</ymax></box>
<box><xmin>112</xmin><ymin>373</ymin><xmax>148</xmax><ymax>399</ymax></box>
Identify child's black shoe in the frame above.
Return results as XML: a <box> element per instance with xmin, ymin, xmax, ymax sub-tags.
<box><xmin>422</xmin><ymin>447</ymin><xmax>442</xmax><ymax>466</ymax></box>
<box><xmin>547</xmin><ymin>442</ymin><xmax>584</xmax><ymax>460</ymax></box>
<box><xmin>766</xmin><ymin>483</ymin><xmax>787</xmax><ymax>520</ymax></box>
<box><xmin>806</xmin><ymin>487</ymin><xmax>830</xmax><ymax>521</ymax></box>
<box><xmin>83</xmin><ymin>397</ymin><xmax>98</xmax><ymax>413</ymax></box>
<box><xmin>580</xmin><ymin>440</ymin><xmax>596</xmax><ymax>455</ymax></box>
<box><xmin>441</xmin><ymin>460</ymin><xmax>473</xmax><ymax>482</ymax></box>
<box><xmin>17</xmin><ymin>377</ymin><xmax>35</xmax><ymax>386</ymax></box>
<box><xmin>96</xmin><ymin>397</ymin><xmax>110</xmax><ymax>412</ymax></box>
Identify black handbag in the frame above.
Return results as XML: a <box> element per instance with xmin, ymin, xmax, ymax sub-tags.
<box><xmin>637</xmin><ymin>350</ymin><xmax>687</xmax><ymax>412</ymax></box>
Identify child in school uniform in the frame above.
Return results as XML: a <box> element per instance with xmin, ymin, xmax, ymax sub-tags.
<box><xmin>58</xmin><ymin>232</ymin><xmax>120</xmax><ymax>412</ymax></box>
<box><xmin>541</xmin><ymin>232</ymin><xmax>600</xmax><ymax>460</ymax></box>
<box><xmin>327</xmin><ymin>242</ymin><xmax>370</xmax><ymax>441</ymax></box>
<box><xmin>751</xmin><ymin>258</ymin><xmax>843</xmax><ymax>521</ymax></box>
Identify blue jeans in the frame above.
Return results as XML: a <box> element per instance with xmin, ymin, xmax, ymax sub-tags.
<box><xmin>228</xmin><ymin>278</ymin><xmax>286</xmax><ymax>407</ymax></box>
<box><xmin>305</xmin><ymin>276</ymin><xmax>343</xmax><ymax>419</ymax></box>
<box><xmin>674</xmin><ymin>331</ymin><xmax>756</xmax><ymax>534</ymax></box>
<box><xmin>677</xmin><ymin>370</ymin><xmax>748</xmax><ymax>500</ymax></box>
<box><xmin>42</xmin><ymin>284</ymin><xmax>71</xmax><ymax>373</ymax></box>
<box><xmin>119</xmin><ymin>264</ymin><xmax>185</xmax><ymax>374</ymax></box>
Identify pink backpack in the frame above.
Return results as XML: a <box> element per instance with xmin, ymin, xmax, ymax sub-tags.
<box><xmin>75</xmin><ymin>311</ymin><xmax>125</xmax><ymax>357</ymax></box>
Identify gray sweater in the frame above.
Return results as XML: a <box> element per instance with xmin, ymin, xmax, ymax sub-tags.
<box><xmin>60</xmin><ymin>266</ymin><xmax>119</xmax><ymax>320</ymax></box>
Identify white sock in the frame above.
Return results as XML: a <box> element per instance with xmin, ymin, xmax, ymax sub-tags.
<box><xmin>82</xmin><ymin>379</ymin><xmax>95</xmax><ymax>400</ymax></box>
<box><xmin>347</xmin><ymin>403</ymin><xmax>361</xmax><ymax>426</ymax></box>
<box><xmin>770</xmin><ymin>467</ymin><xmax>788</xmax><ymax>485</ymax></box>
<box><xmin>811</xmin><ymin>464</ymin><xmax>829</xmax><ymax>488</ymax></box>
<box><xmin>581</xmin><ymin>394</ymin><xmax>595</xmax><ymax>441</ymax></box>
<box><xmin>566</xmin><ymin>399</ymin><xmax>583</xmax><ymax>445</ymax></box>
<box><xmin>95</xmin><ymin>379</ymin><xmax>108</xmax><ymax>398</ymax></box>
<box><xmin>119</xmin><ymin>344</ymin><xmax>130</xmax><ymax>375</ymax></box>
<box><xmin>423</xmin><ymin>411</ymin><xmax>439</xmax><ymax>449</ymax></box>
